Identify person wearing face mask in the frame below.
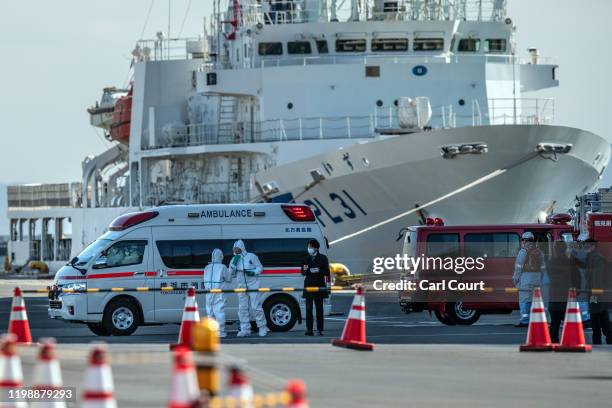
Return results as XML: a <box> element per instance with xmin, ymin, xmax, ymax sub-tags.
<box><xmin>301</xmin><ymin>239</ymin><xmax>331</xmax><ymax>336</ymax></box>
<box><xmin>203</xmin><ymin>248</ymin><xmax>232</xmax><ymax>338</ymax></box>
<box><xmin>228</xmin><ymin>240</ymin><xmax>268</xmax><ymax>337</ymax></box>
<box><xmin>512</xmin><ymin>232</ymin><xmax>548</xmax><ymax>327</ymax></box>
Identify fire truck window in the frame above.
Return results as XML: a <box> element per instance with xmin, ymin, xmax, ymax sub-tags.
<box><xmin>425</xmin><ymin>233</ymin><xmax>459</xmax><ymax>257</ymax></box>
<box><xmin>220</xmin><ymin>238</ymin><xmax>314</xmax><ymax>267</ymax></box>
<box><xmin>464</xmin><ymin>233</ymin><xmax>520</xmax><ymax>258</ymax></box>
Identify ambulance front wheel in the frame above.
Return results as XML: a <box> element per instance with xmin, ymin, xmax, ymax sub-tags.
<box><xmin>264</xmin><ymin>296</ymin><xmax>299</xmax><ymax>332</ymax></box>
<box><xmin>102</xmin><ymin>298</ymin><xmax>142</xmax><ymax>336</ymax></box>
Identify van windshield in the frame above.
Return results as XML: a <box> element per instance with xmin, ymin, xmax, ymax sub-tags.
<box><xmin>70</xmin><ymin>239</ymin><xmax>112</xmax><ymax>268</ymax></box>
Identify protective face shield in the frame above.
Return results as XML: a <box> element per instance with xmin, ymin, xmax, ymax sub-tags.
<box><xmin>307</xmin><ymin>247</ymin><xmax>316</xmax><ymax>256</ymax></box>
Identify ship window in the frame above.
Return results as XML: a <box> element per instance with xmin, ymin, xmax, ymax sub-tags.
<box><xmin>316</xmin><ymin>40</ymin><xmax>329</xmax><ymax>53</ymax></box>
<box><xmin>288</xmin><ymin>41</ymin><xmax>312</xmax><ymax>54</ymax></box>
<box><xmin>485</xmin><ymin>39</ymin><xmax>507</xmax><ymax>53</ymax></box>
<box><xmin>458</xmin><ymin>38</ymin><xmax>480</xmax><ymax>52</ymax></box>
<box><xmin>413</xmin><ymin>38</ymin><xmax>444</xmax><ymax>51</ymax></box>
<box><xmin>371</xmin><ymin>38</ymin><xmax>408</xmax><ymax>52</ymax></box>
<box><xmin>336</xmin><ymin>39</ymin><xmax>366</xmax><ymax>52</ymax></box>
<box><xmin>258</xmin><ymin>42</ymin><xmax>283</xmax><ymax>56</ymax></box>
<box><xmin>365</xmin><ymin>66</ymin><xmax>380</xmax><ymax>77</ymax></box>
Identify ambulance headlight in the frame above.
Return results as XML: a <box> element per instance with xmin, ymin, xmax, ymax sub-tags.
<box><xmin>62</xmin><ymin>283</ymin><xmax>87</xmax><ymax>293</ymax></box>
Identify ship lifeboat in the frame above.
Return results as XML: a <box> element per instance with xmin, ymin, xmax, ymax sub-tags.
<box><xmin>109</xmin><ymin>88</ymin><xmax>132</xmax><ymax>144</ymax></box>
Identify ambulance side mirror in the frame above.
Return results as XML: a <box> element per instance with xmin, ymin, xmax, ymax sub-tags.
<box><xmin>93</xmin><ymin>257</ymin><xmax>108</xmax><ymax>269</ymax></box>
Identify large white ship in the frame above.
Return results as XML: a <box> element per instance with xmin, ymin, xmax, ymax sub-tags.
<box><xmin>6</xmin><ymin>0</ymin><xmax>610</xmax><ymax>274</ymax></box>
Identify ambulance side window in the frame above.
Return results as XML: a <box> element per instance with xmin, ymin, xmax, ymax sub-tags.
<box><xmin>94</xmin><ymin>240</ymin><xmax>147</xmax><ymax>269</ymax></box>
<box><xmin>156</xmin><ymin>240</ymin><xmax>221</xmax><ymax>269</ymax></box>
<box><xmin>221</xmin><ymin>238</ymin><xmax>313</xmax><ymax>267</ymax></box>
<box><xmin>425</xmin><ymin>233</ymin><xmax>459</xmax><ymax>258</ymax></box>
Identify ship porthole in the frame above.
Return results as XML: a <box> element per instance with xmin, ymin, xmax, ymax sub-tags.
<box><xmin>458</xmin><ymin>99</ymin><xmax>466</xmax><ymax>106</ymax></box>
<box><xmin>376</xmin><ymin>100</ymin><xmax>383</xmax><ymax>107</ymax></box>
<box><xmin>287</xmin><ymin>102</ymin><xmax>294</xmax><ymax>110</ymax></box>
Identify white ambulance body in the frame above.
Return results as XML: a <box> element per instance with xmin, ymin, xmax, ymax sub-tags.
<box><xmin>48</xmin><ymin>204</ymin><xmax>331</xmax><ymax>336</ymax></box>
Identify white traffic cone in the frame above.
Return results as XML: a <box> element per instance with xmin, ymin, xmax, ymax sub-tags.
<box><xmin>0</xmin><ymin>333</ymin><xmax>27</xmax><ymax>408</ymax></box>
<box><xmin>81</xmin><ymin>344</ymin><xmax>116</xmax><ymax>408</ymax></box>
<box><xmin>167</xmin><ymin>346</ymin><xmax>199</xmax><ymax>408</ymax></box>
<box><xmin>227</xmin><ymin>366</ymin><xmax>253</xmax><ymax>408</ymax></box>
<box><xmin>33</xmin><ymin>339</ymin><xmax>66</xmax><ymax>408</ymax></box>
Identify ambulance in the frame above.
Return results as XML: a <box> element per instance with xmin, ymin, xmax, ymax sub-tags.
<box><xmin>48</xmin><ymin>204</ymin><xmax>332</xmax><ymax>336</ymax></box>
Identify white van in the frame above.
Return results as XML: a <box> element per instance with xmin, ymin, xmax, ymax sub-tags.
<box><xmin>48</xmin><ymin>204</ymin><xmax>332</xmax><ymax>336</ymax></box>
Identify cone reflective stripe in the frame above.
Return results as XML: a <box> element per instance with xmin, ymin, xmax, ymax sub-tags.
<box><xmin>173</xmin><ymin>287</ymin><xmax>200</xmax><ymax>350</ymax></box>
<box><xmin>228</xmin><ymin>366</ymin><xmax>254</xmax><ymax>408</ymax></box>
<box><xmin>556</xmin><ymin>288</ymin><xmax>592</xmax><ymax>352</ymax></box>
<box><xmin>0</xmin><ymin>334</ymin><xmax>27</xmax><ymax>408</ymax></box>
<box><xmin>81</xmin><ymin>345</ymin><xmax>116</xmax><ymax>408</ymax></box>
<box><xmin>168</xmin><ymin>346</ymin><xmax>199</xmax><ymax>408</ymax></box>
<box><xmin>8</xmin><ymin>287</ymin><xmax>32</xmax><ymax>344</ymax></box>
<box><xmin>519</xmin><ymin>287</ymin><xmax>554</xmax><ymax>351</ymax></box>
<box><xmin>33</xmin><ymin>339</ymin><xmax>66</xmax><ymax>408</ymax></box>
<box><xmin>331</xmin><ymin>286</ymin><xmax>374</xmax><ymax>351</ymax></box>
<box><xmin>285</xmin><ymin>379</ymin><xmax>308</xmax><ymax>408</ymax></box>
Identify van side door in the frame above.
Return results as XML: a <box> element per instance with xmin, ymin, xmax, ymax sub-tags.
<box><xmin>86</xmin><ymin>231</ymin><xmax>154</xmax><ymax>319</ymax></box>
<box><xmin>152</xmin><ymin>226</ymin><xmax>222</xmax><ymax>323</ymax></box>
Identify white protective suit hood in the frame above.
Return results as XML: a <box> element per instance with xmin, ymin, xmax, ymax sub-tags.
<box><xmin>233</xmin><ymin>240</ymin><xmax>247</xmax><ymax>254</ymax></box>
<box><xmin>211</xmin><ymin>248</ymin><xmax>224</xmax><ymax>263</ymax></box>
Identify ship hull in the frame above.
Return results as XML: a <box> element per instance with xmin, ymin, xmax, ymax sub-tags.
<box><xmin>254</xmin><ymin>125</ymin><xmax>610</xmax><ymax>274</ymax></box>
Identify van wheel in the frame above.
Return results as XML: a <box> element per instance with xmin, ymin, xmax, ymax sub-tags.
<box><xmin>264</xmin><ymin>297</ymin><xmax>298</xmax><ymax>332</ymax></box>
<box><xmin>103</xmin><ymin>299</ymin><xmax>141</xmax><ymax>336</ymax></box>
<box><xmin>86</xmin><ymin>322</ymin><xmax>111</xmax><ymax>336</ymax></box>
<box><xmin>447</xmin><ymin>302</ymin><xmax>481</xmax><ymax>325</ymax></box>
<box><xmin>434</xmin><ymin>310</ymin><xmax>456</xmax><ymax>325</ymax></box>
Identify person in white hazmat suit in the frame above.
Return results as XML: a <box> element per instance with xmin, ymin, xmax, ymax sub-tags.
<box><xmin>229</xmin><ymin>240</ymin><xmax>269</xmax><ymax>337</ymax></box>
<box><xmin>203</xmin><ymin>248</ymin><xmax>232</xmax><ymax>338</ymax></box>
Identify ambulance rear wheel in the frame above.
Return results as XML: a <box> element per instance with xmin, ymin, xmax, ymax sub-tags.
<box><xmin>447</xmin><ymin>302</ymin><xmax>481</xmax><ymax>325</ymax></box>
<box><xmin>103</xmin><ymin>299</ymin><xmax>141</xmax><ymax>336</ymax></box>
<box><xmin>86</xmin><ymin>322</ymin><xmax>111</xmax><ymax>336</ymax></box>
<box><xmin>264</xmin><ymin>296</ymin><xmax>298</xmax><ymax>332</ymax></box>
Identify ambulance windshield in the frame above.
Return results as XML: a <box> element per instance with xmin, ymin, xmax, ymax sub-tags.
<box><xmin>70</xmin><ymin>239</ymin><xmax>112</xmax><ymax>268</ymax></box>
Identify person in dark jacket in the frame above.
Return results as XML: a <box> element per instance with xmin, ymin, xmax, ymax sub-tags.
<box><xmin>301</xmin><ymin>239</ymin><xmax>331</xmax><ymax>336</ymax></box>
<box><xmin>584</xmin><ymin>239</ymin><xmax>612</xmax><ymax>344</ymax></box>
<box><xmin>547</xmin><ymin>241</ymin><xmax>580</xmax><ymax>343</ymax></box>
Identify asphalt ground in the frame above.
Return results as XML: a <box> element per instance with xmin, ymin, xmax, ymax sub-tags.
<box><xmin>1</xmin><ymin>282</ymin><xmax>611</xmax><ymax>407</ymax></box>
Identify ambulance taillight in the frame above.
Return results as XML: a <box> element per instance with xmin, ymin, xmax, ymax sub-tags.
<box><xmin>282</xmin><ymin>205</ymin><xmax>315</xmax><ymax>221</ymax></box>
<box><xmin>109</xmin><ymin>211</ymin><xmax>159</xmax><ymax>231</ymax></box>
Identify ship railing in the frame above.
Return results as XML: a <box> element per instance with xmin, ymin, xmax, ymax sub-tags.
<box><xmin>256</xmin><ymin>53</ymin><xmax>552</xmax><ymax>69</ymax></box>
<box><xmin>7</xmin><ymin>183</ymin><xmax>83</xmax><ymax>209</ymax></box>
<box><xmin>144</xmin><ymin>182</ymin><xmax>251</xmax><ymax>206</ymax></box>
<box><xmin>143</xmin><ymin>115</ymin><xmax>377</xmax><ymax>149</ymax></box>
<box><xmin>134</xmin><ymin>37</ymin><xmax>207</xmax><ymax>62</ymax></box>
<box><xmin>369</xmin><ymin>0</ymin><xmax>505</xmax><ymax>22</ymax></box>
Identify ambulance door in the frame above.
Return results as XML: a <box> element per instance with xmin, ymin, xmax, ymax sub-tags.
<box><xmin>86</xmin><ymin>227</ymin><xmax>154</xmax><ymax>319</ymax></box>
<box><xmin>152</xmin><ymin>225</ymin><xmax>222</xmax><ymax>322</ymax></box>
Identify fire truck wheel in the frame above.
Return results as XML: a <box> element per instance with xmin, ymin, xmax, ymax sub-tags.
<box><xmin>434</xmin><ymin>309</ymin><xmax>456</xmax><ymax>325</ymax></box>
<box><xmin>102</xmin><ymin>298</ymin><xmax>141</xmax><ymax>336</ymax></box>
<box><xmin>86</xmin><ymin>322</ymin><xmax>111</xmax><ymax>336</ymax></box>
<box><xmin>447</xmin><ymin>301</ymin><xmax>481</xmax><ymax>325</ymax></box>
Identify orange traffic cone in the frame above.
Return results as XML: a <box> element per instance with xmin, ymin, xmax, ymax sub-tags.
<box><xmin>8</xmin><ymin>287</ymin><xmax>32</xmax><ymax>344</ymax></box>
<box><xmin>285</xmin><ymin>379</ymin><xmax>308</xmax><ymax>408</ymax></box>
<box><xmin>519</xmin><ymin>287</ymin><xmax>554</xmax><ymax>351</ymax></box>
<box><xmin>227</xmin><ymin>366</ymin><xmax>253</xmax><ymax>408</ymax></box>
<box><xmin>0</xmin><ymin>334</ymin><xmax>27</xmax><ymax>408</ymax></box>
<box><xmin>555</xmin><ymin>288</ymin><xmax>592</xmax><ymax>352</ymax></box>
<box><xmin>33</xmin><ymin>339</ymin><xmax>66</xmax><ymax>408</ymax></box>
<box><xmin>172</xmin><ymin>287</ymin><xmax>200</xmax><ymax>350</ymax></box>
<box><xmin>332</xmin><ymin>286</ymin><xmax>374</xmax><ymax>351</ymax></box>
<box><xmin>82</xmin><ymin>344</ymin><xmax>117</xmax><ymax>408</ymax></box>
<box><xmin>167</xmin><ymin>346</ymin><xmax>199</xmax><ymax>408</ymax></box>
